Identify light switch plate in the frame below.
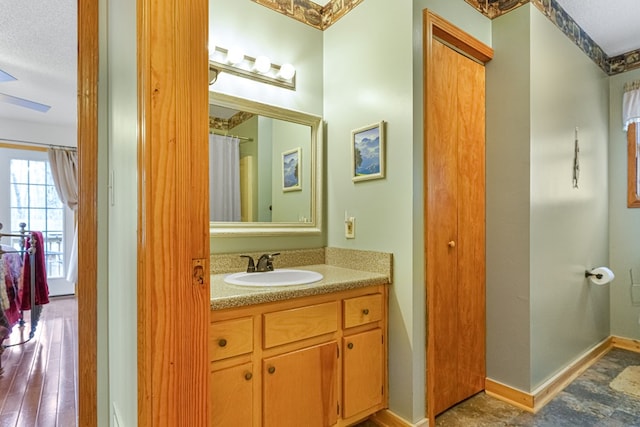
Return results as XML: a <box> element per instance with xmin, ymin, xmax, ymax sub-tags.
<box><xmin>345</xmin><ymin>217</ymin><xmax>355</xmax><ymax>239</ymax></box>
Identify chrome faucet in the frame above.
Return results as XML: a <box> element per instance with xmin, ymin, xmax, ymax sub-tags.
<box><xmin>256</xmin><ymin>252</ymin><xmax>280</xmax><ymax>272</ymax></box>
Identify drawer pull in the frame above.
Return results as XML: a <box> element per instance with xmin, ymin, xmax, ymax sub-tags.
<box><xmin>362</xmin><ymin>308</ymin><xmax>369</xmax><ymax>315</ymax></box>
<box><xmin>347</xmin><ymin>342</ymin><xmax>354</xmax><ymax>350</ymax></box>
<box><xmin>244</xmin><ymin>372</ymin><xmax>253</xmax><ymax>381</ymax></box>
<box><xmin>268</xmin><ymin>366</ymin><xmax>276</xmax><ymax>374</ymax></box>
<box><xmin>218</xmin><ymin>338</ymin><xmax>227</xmax><ymax>347</ymax></box>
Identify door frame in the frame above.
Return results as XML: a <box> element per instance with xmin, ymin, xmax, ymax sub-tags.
<box><xmin>77</xmin><ymin>0</ymin><xmax>98</xmax><ymax>424</ymax></box>
<box><xmin>77</xmin><ymin>0</ymin><xmax>210</xmax><ymax>425</ymax></box>
<box><xmin>423</xmin><ymin>9</ymin><xmax>493</xmax><ymax>425</ymax></box>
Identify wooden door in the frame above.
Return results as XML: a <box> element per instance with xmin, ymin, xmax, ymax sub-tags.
<box><xmin>342</xmin><ymin>329</ymin><xmax>383</xmax><ymax>418</ymax></box>
<box><xmin>424</xmin><ymin>11</ymin><xmax>492</xmax><ymax>422</ymax></box>
<box><xmin>211</xmin><ymin>363</ymin><xmax>253</xmax><ymax>427</ymax></box>
<box><xmin>263</xmin><ymin>342</ymin><xmax>338</xmax><ymax>427</ymax></box>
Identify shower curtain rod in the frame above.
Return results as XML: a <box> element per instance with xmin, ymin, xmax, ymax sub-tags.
<box><xmin>209</xmin><ymin>129</ymin><xmax>254</xmax><ymax>142</ymax></box>
<box><xmin>0</xmin><ymin>137</ymin><xmax>77</xmax><ymax>151</ymax></box>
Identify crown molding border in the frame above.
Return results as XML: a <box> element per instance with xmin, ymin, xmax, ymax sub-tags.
<box><xmin>465</xmin><ymin>0</ymin><xmax>640</xmax><ymax>75</ymax></box>
<box><xmin>251</xmin><ymin>0</ymin><xmax>640</xmax><ymax>75</ymax></box>
<box><xmin>252</xmin><ymin>0</ymin><xmax>364</xmax><ymax>31</ymax></box>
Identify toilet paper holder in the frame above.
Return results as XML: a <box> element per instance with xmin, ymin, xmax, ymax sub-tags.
<box><xmin>585</xmin><ymin>270</ymin><xmax>603</xmax><ymax>279</ymax></box>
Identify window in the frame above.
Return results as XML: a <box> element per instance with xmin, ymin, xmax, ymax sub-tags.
<box><xmin>628</xmin><ymin>122</ymin><xmax>640</xmax><ymax>208</ymax></box>
<box><xmin>9</xmin><ymin>158</ymin><xmax>66</xmax><ymax>278</ymax></box>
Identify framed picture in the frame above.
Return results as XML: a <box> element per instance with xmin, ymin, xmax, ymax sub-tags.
<box><xmin>351</xmin><ymin>120</ymin><xmax>385</xmax><ymax>182</ymax></box>
<box><xmin>282</xmin><ymin>147</ymin><xmax>302</xmax><ymax>192</ymax></box>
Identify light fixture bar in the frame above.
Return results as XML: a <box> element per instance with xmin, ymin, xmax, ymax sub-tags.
<box><xmin>209</xmin><ymin>46</ymin><xmax>296</xmax><ymax>91</ymax></box>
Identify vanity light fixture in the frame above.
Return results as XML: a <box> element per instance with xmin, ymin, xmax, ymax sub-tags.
<box><xmin>208</xmin><ymin>45</ymin><xmax>296</xmax><ymax>90</ymax></box>
<box><xmin>226</xmin><ymin>46</ymin><xmax>245</xmax><ymax>65</ymax></box>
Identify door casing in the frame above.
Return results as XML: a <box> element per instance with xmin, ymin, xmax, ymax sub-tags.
<box><xmin>423</xmin><ymin>9</ymin><xmax>493</xmax><ymax>425</ymax></box>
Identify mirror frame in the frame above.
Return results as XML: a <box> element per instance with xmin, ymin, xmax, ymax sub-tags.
<box><xmin>209</xmin><ymin>91</ymin><xmax>323</xmax><ymax>236</ymax></box>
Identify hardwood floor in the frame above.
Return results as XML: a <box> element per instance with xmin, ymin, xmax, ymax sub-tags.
<box><xmin>0</xmin><ymin>296</ymin><xmax>77</xmax><ymax>427</ymax></box>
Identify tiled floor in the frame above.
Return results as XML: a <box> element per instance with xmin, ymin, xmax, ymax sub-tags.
<box><xmin>0</xmin><ymin>296</ymin><xmax>77</xmax><ymax>427</ymax></box>
<box><xmin>357</xmin><ymin>348</ymin><xmax>640</xmax><ymax>427</ymax></box>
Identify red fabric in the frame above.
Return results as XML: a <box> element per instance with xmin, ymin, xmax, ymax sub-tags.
<box><xmin>21</xmin><ymin>231</ymin><xmax>49</xmax><ymax>310</ymax></box>
<box><xmin>3</xmin><ymin>255</ymin><xmax>21</xmax><ymax>326</ymax></box>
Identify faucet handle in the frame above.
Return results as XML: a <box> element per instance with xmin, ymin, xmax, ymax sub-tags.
<box><xmin>240</xmin><ymin>255</ymin><xmax>255</xmax><ymax>273</ymax></box>
<box><xmin>256</xmin><ymin>252</ymin><xmax>280</xmax><ymax>272</ymax></box>
<box><xmin>266</xmin><ymin>252</ymin><xmax>280</xmax><ymax>271</ymax></box>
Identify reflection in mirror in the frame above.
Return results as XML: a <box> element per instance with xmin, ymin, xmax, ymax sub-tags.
<box><xmin>209</xmin><ymin>92</ymin><xmax>323</xmax><ymax>236</ymax></box>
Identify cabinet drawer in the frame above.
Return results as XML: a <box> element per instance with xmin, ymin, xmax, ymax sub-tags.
<box><xmin>343</xmin><ymin>294</ymin><xmax>382</xmax><ymax>329</ymax></box>
<box><xmin>263</xmin><ymin>301</ymin><xmax>338</xmax><ymax>348</ymax></box>
<box><xmin>210</xmin><ymin>317</ymin><xmax>253</xmax><ymax>361</ymax></box>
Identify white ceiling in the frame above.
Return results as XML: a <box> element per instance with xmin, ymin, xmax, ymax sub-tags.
<box><xmin>555</xmin><ymin>0</ymin><xmax>640</xmax><ymax>57</ymax></box>
<box><xmin>0</xmin><ymin>1</ymin><xmax>638</xmax><ymax>129</ymax></box>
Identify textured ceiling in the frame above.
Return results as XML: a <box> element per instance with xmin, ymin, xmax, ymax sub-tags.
<box><xmin>555</xmin><ymin>0</ymin><xmax>640</xmax><ymax>57</ymax></box>
<box><xmin>0</xmin><ymin>0</ymin><xmax>77</xmax><ymax>128</ymax></box>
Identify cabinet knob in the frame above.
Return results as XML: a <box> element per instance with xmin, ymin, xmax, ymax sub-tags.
<box><xmin>347</xmin><ymin>342</ymin><xmax>354</xmax><ymax>350</ymax></box>
<box><xmin>268</xmin><ymin>366</ymin><xmax>276</xmax><ymax>374</ymax></box>
<box><xmin>244</xmin><ymin>372</ymin><xmax>253</xmax><ymax>381</ymax></box>
<box><xmin>218</xmin><ymin>338</ymin><xmax>227</xmax><ymax>347</ymax></box>
<box><xmin>448</xmin><ymin>240</ymin><xmax>456</xmax><ymax>248</ymax></box>
<box><xmin>362</xmin><ymin>308</ymin><xmax>369</xmax><ymax>315</ymax></box>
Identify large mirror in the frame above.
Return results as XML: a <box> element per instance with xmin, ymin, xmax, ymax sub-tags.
<box><xmin>209</xmin><ymin>92</ymin><xmax>323</xmax><ymax>236</ymax></box>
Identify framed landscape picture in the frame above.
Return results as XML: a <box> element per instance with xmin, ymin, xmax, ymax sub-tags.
<box><xmin>282</xmin><ymin>147</ymin><xmax>302</xmax><ymax>191</ymax></box>
<box><xmin>351</xmin><ymin>120</ymin><xmax>385</xmax><ymax>182</ymax></box>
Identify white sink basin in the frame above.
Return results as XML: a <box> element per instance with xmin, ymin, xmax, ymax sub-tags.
<box><xmin>224</xmin><ymin>269</ymin><xmax>323</xmax><ymax>287</ymax></box>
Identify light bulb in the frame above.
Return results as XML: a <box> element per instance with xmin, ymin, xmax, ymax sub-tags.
<box><xmin>278</xmin><ymin>63</ymin><xmax>296</xmax><ymax>80</ymax></box>
<box><xmin>227</xmin><ymin>46</ymin><xmax>245</xmax><ymax>65</ymax></box>
<box><xmin>254</xmin><ymin>56</ymin><xmax>271</xmax><ymax>74</ymax></box>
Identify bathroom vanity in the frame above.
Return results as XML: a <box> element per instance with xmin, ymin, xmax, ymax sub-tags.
<box><xmin>209</xmin><ymin>263</ymin><xmax>389</xmax><ymax>427</ymax></box>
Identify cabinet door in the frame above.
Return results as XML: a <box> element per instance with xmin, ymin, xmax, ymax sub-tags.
<box><xmin>211</xmin><ymin>362</ymin><xmax>253</xmax><ymax>427</ymax></box>
<box><xmin>263</xmin><ymin>342</ymin><xmax>338</xmax><ymax>427</ymax></box>
<box><xmin>343</xmin><ymin>329</ymin><xmax>383</xmax><ymax>418</ymax></box>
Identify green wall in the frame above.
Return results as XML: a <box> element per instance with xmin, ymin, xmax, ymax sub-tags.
<box><xmin>609</xmin><ymin>68</ymin><xmax>640</xmax><ymax>340</ymax></box>
<box><xmin>486</xmin><ymin>4</ymin><xmax>609</xmax><ymax>392</ymax></box>
<box><xmin>486</xmin><ymin>4</ymin><xmax>533</xmax><ymax>392</ymax></box>
<box><xmin>106</xmin><ymin>0</ymin><xmax>138</xmax><ymax>424</ymax></box>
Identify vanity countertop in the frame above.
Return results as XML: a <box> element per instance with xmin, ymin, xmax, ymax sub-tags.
<box><xmin>210</xmin><ymin>264</ymin><xmax>389</xmax><ymax>310</ymax></box>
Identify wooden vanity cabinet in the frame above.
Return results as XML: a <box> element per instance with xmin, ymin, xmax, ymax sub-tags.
<box><xmin>209</xmin><ymin>284</ymin><xmax>388</xmax><ymax>427</ymax></box>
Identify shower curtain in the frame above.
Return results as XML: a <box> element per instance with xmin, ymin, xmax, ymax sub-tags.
<box><xmin>210</xmin><ymin>134</ymin><xmax>241</xmax><ymax>222</ymax></box>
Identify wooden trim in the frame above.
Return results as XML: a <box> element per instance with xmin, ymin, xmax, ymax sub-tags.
<box><xmin>425</xmin><ymin>10</ymin><xmax>493</xmax><ymax>65</ymax></box>
<box><xmin>627</xmin><ymin>123</ymin><xmax>640</xmax><ymax>207</ymax></box>
<box><xmin>137</xmin><ymin>0</ymin><xmax>210</xmax><ymax>425</ymax></box>
<box><xmin>533</xmin><ymin>337</ymin><xmax>611</xmax><ymax>410</ymax></box>
<box><xmin>486</xmin><ymin>337</ymin><xmax>613</xmax><ymax>413</ymax></box>
<box><xmin>612</xmin><ymin>335</ymin><xmax>640</xmax><ymax>353</ymax></box>
<box><xmin>77</xmin><ymin>0</ymin><xmax>98</xmax><ymax>424</ymax></box>
<box><xmin>0</xmin><ymin>142</ymin><xmax>47</xmax><ymax>152</ymax></box>
<box><xmin>368</xmin><ymin>409</ymin><xmax>428</xmax><ymax>427</ymax></box>
<box><xmin>485</xmin><ymin>379</ymin><xmax>534</xmax><ymax>412</ymax></box>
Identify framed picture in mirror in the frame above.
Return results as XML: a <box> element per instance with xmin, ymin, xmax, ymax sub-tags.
<box><xmin>282</xmin><ymin>147</ymin><xmax>302</xmax><ymax>192</ymax></box>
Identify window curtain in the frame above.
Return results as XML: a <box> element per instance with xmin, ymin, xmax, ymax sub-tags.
<box><xmin>623</xmin><ymin>80</ymin><xmax>640</xmax><ymax>131</ymax></box>
<box><xmin>209</xmin><ymin>134</ymin><xmax>241</xmax><ymax>221</ymax></box>
<box><xmin>47</xmin><ymin>148</ymin><xmax>78</xmax><ymax>283</ymax></box>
